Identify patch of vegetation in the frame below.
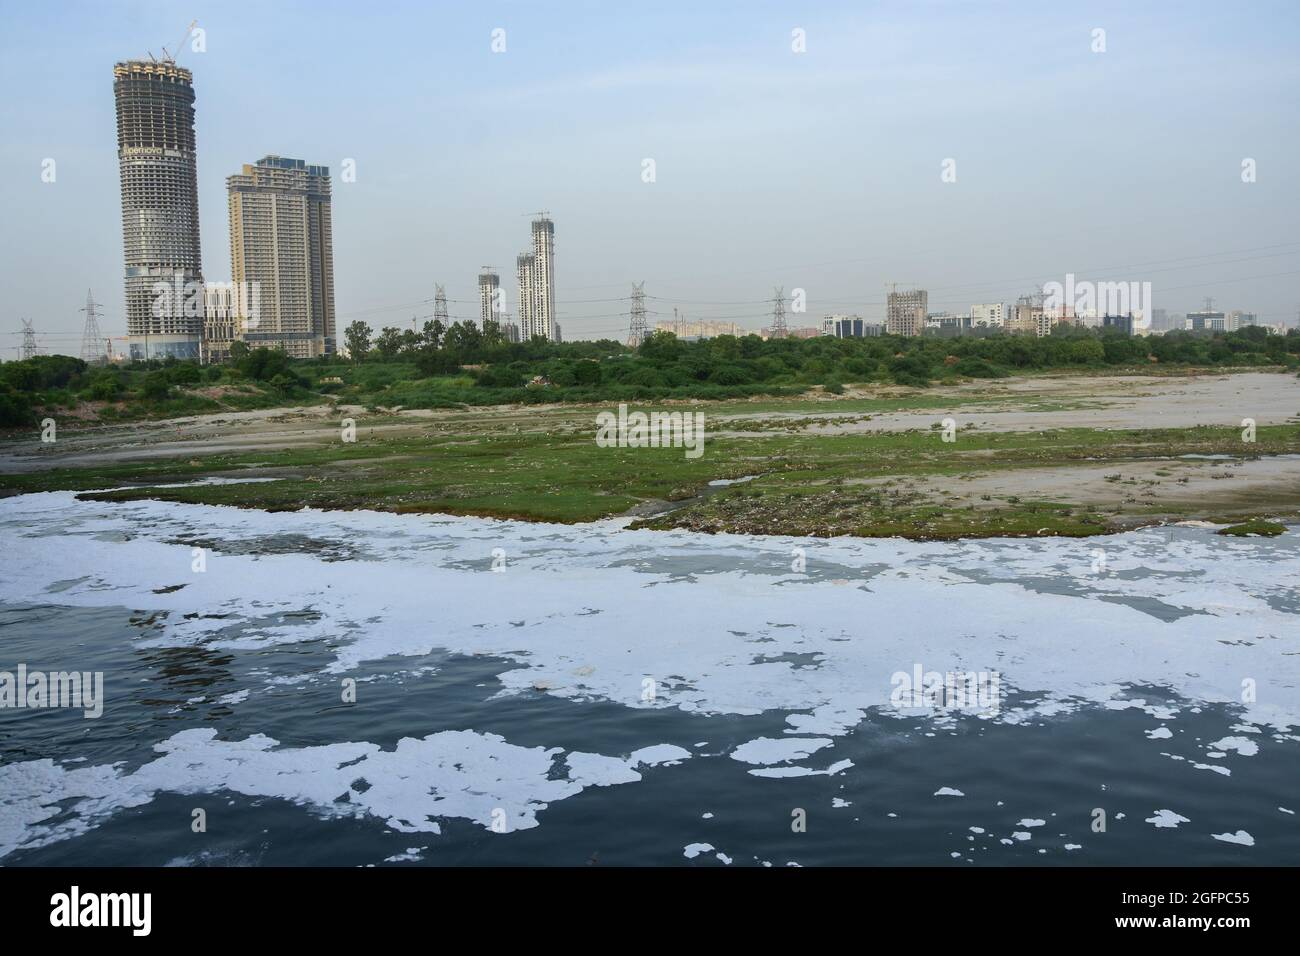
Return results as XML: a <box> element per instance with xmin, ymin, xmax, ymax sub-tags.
<box><xmin>5</xmin><ymin>420</ymin><xmax>1297</xmax><ymax>539</ymax></box>
<box><xmin>1217</xmin><ymin>518</ymin><xmax>1287</xmax><ymax>537</ymax></box>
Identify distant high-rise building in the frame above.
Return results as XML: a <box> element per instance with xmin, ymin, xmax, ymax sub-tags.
<box><xmin>226</xmin><ymin>156</ymin><xmax>336</xmax><ymax>358</ymax></box>
<box><xmin>886</xmin><ymin>288</ymin><xmax>927</xmax><ymax>336</ymax></box>
<box><xmin>516</xmin><ymin>215</ymin><xmax>558</xmax><ymax>340</ymax></box>
<box><xmin>527</xmin><ymin>215</ymin><xmax>556</xmax><ymax>340</ymax></box>
<box><xmin>478</xmin><ymin>269</ymin><xmax>501</xmax><ymax>329</ymax></box>
<box><xmin>114</xmin><ymin>60</ymin><xmax>204</xmax><ymax>360</ymax></box>
<box><xmin>971</xmin><ymin>303</ymin><xmax>1005</xmax><ymax>328</ymax></box>
<box><xmin>516</xmin><ymin>253</ymin><xmax>537</xmax><ymax>339</ymax></box>
<box><xmin>1187</xmin><ymin>310</ymin><xmax>1224</xmax><ymax>331</ymax></box>
<box><xmin>1228</xmin><ymin>310</ymin><xmax>1257</xmax><ymax>330</ymax></box>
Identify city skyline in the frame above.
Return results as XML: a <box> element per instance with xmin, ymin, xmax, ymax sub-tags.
<box><xmin>2</xmin><ymin>1</ymin><xmax>1299</xmax><ymax>354</ymax></box>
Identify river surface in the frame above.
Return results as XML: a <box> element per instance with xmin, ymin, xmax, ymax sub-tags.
<box><xmin>0</xmin><ymin>490</ymin><xmax>1297</xmax><ymax>866</ymax></box>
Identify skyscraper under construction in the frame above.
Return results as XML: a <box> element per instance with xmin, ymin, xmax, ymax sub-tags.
<box><xmin>517</xmin><ymin>214</ymin><xmax>556</xmax><ymax>341</ymax></box>
<box><xmin>113</xmin><ymin>60</ymin><xmax>204</xmax><ymax>360</ymax></box>
<box><xmin>478</xmin><ymin>268</ymin><xmax>501</xmax><ymax>329</ymax></box>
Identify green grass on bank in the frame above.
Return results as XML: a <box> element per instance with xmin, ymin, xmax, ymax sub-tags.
<box><xmin>4</xmin><ymin>421</ymin><xmax>1297</xmax><ymax>538</ymax></box>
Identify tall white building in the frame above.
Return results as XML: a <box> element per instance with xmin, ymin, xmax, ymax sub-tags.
<box><xmin>517</xmin><ymin>215</ymin><xmax>556</xmax><ymax>341</ymax></box>
<box><xmin>516</xmin><ymin>253</ymin><xmax>537</xmax><ymax>339</ymax></box>
<box><xmin>971</xmin><ymin>302</ymin><xmax>1005</xmax><ymax>328</ymax></box>
<box><xmin>532</xmin><ymin>216</ymin><xmax>556</xmax><ymax>340</ymax></box>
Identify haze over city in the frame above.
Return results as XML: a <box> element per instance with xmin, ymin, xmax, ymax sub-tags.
<box><xmin>2</xmin><ymin>0</ymin><xmax>1298</xmax><ymax>354</ymax></box>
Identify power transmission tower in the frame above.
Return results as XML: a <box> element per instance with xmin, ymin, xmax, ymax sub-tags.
<box><xmin>628</xmin><ymin>281</ymin><xmax>647</xmax><ymax>347</ymax></box>
<box><xmin>20</xmin><ymin>319</ymin><xmax>37</xmax><ymax>360</ymax></box>
<box><xmin>770</xmin><ymin>287</ymin><xmax>787</xmax><ymax>339</ymax></box>
<box><xmin>80</xmin><ymin>289</ymin><xmax>105</xmax><ymax>364</ymax></box>
<box><xmin>434</xmin><ymin>284</ymin><xmax>449</xmax><ymax>326</ymax></box>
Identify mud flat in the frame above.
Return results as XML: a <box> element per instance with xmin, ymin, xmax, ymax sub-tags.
<box><xmin>715</xmin><ymin>372</ymin><xmax>1300</xmax><ymax>436</ymax></box>
<box><xmin>844</xmin><ymin>455</ymin><xmax>1300</xmax><ymax>519</ymax></box>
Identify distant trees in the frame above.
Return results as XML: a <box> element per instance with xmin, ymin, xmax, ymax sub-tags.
<box><xmin>422</xmin><ymin>319</ymin><xmax>445</xmax><ymax>350</ymax></box>
<box><xmin>373</xmin><ymin>327</ymin><xmax>403</xmax><ymax>361</ymax></box>
<box><xmin>443</xmin><ymin>321</ymin><xmax>482</xmax><ymax>357</ymax></box>
<box><xmin>235</xmin><ymin>347</ymin><xmax>294</xmax><ymax>382</ymax></box>
<box><xmin>1</xmin><ymin>323</ymin><xmax>1295</xmax><ymax>425</ymax></box>
<box><xmin>638</xmin><ymin>330</ymin><xmax>684</xmax><ymax>363</ymax></box>
<box><xmin>343</xmin><ymin>321</ymin><xmax>372</xmax><ymax>361</ymax></box>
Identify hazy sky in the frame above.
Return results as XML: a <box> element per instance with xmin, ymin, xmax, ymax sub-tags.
<box><xmin>2</xmin><ymin>0</ymin><xmax>1298</xmax><ymax>354</ymax></box>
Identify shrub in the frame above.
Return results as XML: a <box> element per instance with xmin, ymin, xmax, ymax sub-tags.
<box><xmin>952</xmin><ymin>357</ymin><xmax>1007</xmax><ymax>379</ymax></box>
<box><xmin>141</xmin><ymin>372</ymin><xmax>172</xmax><ymax>401</ymax></box>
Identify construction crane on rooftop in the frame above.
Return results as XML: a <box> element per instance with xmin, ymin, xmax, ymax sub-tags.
<box><xmin>155</xmin><ymin>19</ymin><xmax>198</xmax><ymax>64</ymax></box>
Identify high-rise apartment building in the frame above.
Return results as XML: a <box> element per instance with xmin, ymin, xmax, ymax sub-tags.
<box><xmin>531</xmin><ymin>216</ymin><xmax>556</xmax><ymax>340</ymax></box>
<box><xmin>226</xmin><ymin>156</ymin><xmax>336</xmax><ymax>358</ymax></box>
<box><xmin>114</xmin><ymin>60</ymin><xmax>204</xmax><ymax>360</ymax></box>
<box><xmin>516</xmin><ymin>253</ymin><xmax>537</xmax><ymax>339</ymax></box>
<box><xmin>886</xmin><ymin>288</ymin><xmax>928</xmax><ymax>336</ymax></box>
<box><xmin>478</xmin><ymin>269</ymin><xmax>501</xmax><ymax>329</ymax></box>
<box><xmin>515</xmin><ymin>214</ymin><xmax>558</xmax><ymax>340</ymax></box>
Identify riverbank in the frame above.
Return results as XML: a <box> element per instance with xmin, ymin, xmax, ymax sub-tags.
<box><xmin>1</xmin><ymin>370</ymin><xmax>1296</xmax><ymax>539</ymax></box>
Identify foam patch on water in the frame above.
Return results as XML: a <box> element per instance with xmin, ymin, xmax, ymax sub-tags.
<box><xmin>730</xmin><ymin>737</ymin><xmax>833</xmax><ymax>765</ymax></box>
<box><xmin>0</xmin><ymin>727</ymin><xmax>672</xmax><ymax>859</ymax></box>
<box><xmin>1</xmin><ymin>492</ymin><xmax>1298</xmax><ymax>858</ymax></box>
<box><xmin>2</xmin><ymin>494</ymin><xmax>1296</xmax><ymax>731</ymax></box>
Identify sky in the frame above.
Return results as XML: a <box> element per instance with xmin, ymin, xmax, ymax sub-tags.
<box><xmin>1</xmin><ymin>0</ymin><xmax>1298</xmax><ymax>355</ymax></box>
